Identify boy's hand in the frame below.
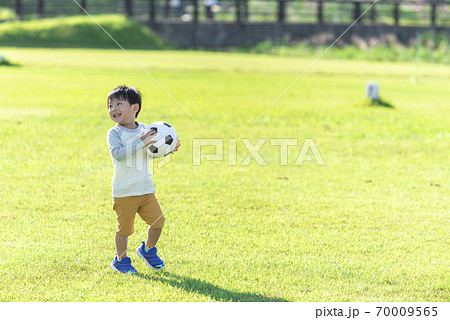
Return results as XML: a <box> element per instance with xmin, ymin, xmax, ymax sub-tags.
<box><xmin>171</xmin><ymin>139</ymin><xmax>180</xmax><ymax>154</ymax></box>
<box><xmin>141</xmin><ymin>129</ymin><xmax>158</xmax><ymax>147</ymax></box>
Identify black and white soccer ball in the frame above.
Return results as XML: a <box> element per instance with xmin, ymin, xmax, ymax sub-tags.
<box><xmin>146</xmin><ymin>121</ymin><xmax>178</xmax><ymax>159</ymax></box>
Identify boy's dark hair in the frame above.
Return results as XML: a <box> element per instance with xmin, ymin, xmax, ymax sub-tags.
<box><xmin>107</xmin><ymin>85</ymin><xmax>142</xmax><ymax>118</ymax></box>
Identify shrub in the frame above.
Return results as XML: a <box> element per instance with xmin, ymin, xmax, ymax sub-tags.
<box><xmin>0</xmin><ymin>7</ymin><xmax>16</xmax><ymax>21</ymax></box>
<box><xmin>0</xmin><ymin>15</ymin><xmax>172</xmax><ymax>49</ymax></box>
<box><xmin>239</xmin><ymin>32</ymin><xmax>449</xmax><ymax>64</ymax></box>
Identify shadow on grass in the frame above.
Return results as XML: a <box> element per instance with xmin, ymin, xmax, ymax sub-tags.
<box><xmin>136</xmin><ymin>271</ymin><xmax>288</xmax><ymax>302</ymax></box>
<box><xmin>362</xmin><ymin>97</ymin><xmax>395</xmax><ymax>108</ymax></box>
<box><xmin>0</xmin><ymin>59</ymin><xmax>20</xmax><ymax>67</ymax></box>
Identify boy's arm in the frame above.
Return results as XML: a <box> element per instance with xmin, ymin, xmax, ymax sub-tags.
<box><xmin>107</xmin><ymin>129</ymin><xmax>146</xmax><ymax>161</ymax></box>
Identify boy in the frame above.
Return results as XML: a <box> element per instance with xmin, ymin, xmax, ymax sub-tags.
<box><xmin>106</xmin><ymin>85</ymin><xmax>179</xmax><ymax>274</ymax></box>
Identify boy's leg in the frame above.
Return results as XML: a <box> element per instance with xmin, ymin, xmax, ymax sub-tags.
<box><xmin>146</xmin><ymin>227</ymin><xmax>162</xmax><ymax>248</ymax></box>
<box><xmin>111</xmin><ymin>196</ymin><xmax>139</xmax><ymax>273</ymax></box>
<box><xmin>136</xmin><ymin>194</ymin><xmax>165</xmax><ymax>269</ymax></box>
<box><xmin>115</xmin><ymin>233</ymin><xmax>128</xmax><ymax>259</ymax></box>
<box><xmin>111</xmin><ymin>233</ymin><xmax>137</xmax><ymax>274</ymax></box>
<box><xmin>137</xmin><ymin>194</ymin><xmax>165</xmax><ymax>244</ymax></box>
<box><xmin>137</xmin><ymin>227</ymin><xmax>165</xmax><ymax>269</ymax></box>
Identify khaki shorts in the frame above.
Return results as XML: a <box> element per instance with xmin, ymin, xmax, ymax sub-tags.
<box><xmin>112</xmin><ymin>193</ymin><xmax>165</xmax><ymax>237</ymax></box>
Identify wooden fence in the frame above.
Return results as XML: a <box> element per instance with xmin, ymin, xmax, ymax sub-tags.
<box><xmin>5</xmin><ymin>0</ymin><xmax>450</xmax><ymax>27</ymax></box>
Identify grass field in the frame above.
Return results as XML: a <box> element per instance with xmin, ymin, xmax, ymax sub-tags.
<box><xmin>0</xmin><ymin>47</ymin><xmax>449</xmax><ymax>302</ymax></box>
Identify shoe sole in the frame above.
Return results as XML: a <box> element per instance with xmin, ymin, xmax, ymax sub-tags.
<box><xmin>136</xmin><ymin>248</ymin><xmax>165</xmax><ymax>270</ymax></box>
<box><xmin>110</xmin><ymin>262</ymin><xmax>137</xmax><ymax>274</ymax></box>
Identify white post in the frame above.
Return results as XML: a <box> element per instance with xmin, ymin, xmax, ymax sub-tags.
<box><xmin>366</xmin><ymin>81</ymin><xmax>380</xmax><ymax>101</ymax></box>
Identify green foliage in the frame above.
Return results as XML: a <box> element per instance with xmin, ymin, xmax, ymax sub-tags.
<box><xmin>0</xmin><ymin>15</ymin><xmax>172</xmax><ymax>49</ymax></box>
<box><xmin>0</xmin><ymin>48</ymin><xmax>448</xmax><ymax>301</ymax></box>
<box><xmin>241</xmin><ymin>32</ymin><xmax>450</xmax><ymax>64</ymax></box>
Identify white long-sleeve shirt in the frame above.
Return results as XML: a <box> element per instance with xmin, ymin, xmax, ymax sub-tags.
<box><xmin>107</xmin><ymin>122</ymin><xmax>155</xmax><ymax>198</ymax></box>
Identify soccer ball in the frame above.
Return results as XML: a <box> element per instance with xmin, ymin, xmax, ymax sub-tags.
<box><xmin>146</xmin><ymin>121</ymin><xmax>178</xmax><ymax>158</ymax></box>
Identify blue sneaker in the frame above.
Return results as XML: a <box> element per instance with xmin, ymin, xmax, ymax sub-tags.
<box><xmin>136</xmin><ymin>241</ymin><xmax>165</xmax><ymax>270</ymax></box>
<box><xmin>110</xmin><ymin>256</ymin><xmax>137</xmax><ymax>274</ymax></box>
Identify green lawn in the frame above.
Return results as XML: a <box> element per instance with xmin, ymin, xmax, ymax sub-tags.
<box><xmin>0</xmin><ymin>47</ymin><xmax>448</xmax><ymax>301</ymax></box>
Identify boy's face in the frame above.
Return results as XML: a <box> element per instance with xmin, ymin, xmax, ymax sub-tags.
<box><xmin>108</xmin><ymin>98</ymin><xmax>139</xmax><ymax>126</ymax></box>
